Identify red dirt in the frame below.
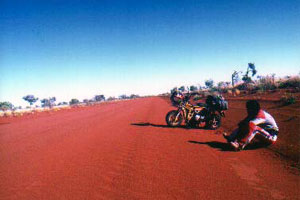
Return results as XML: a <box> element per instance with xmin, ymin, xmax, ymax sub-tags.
<box><xmin>0</xmin><ymin>97</ymin><xmax>299</xmax><ymax>199</ymax></box>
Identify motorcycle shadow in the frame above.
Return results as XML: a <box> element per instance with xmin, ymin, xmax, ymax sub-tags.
<box><xmin>189</xmin><ymin>140</ymin><xmax>271</xmax><ymax>151</ymax></box>
<box><xmin>131</xmin><ymin>122</ymin><xmax>187</xmax><ymax>129</ymax></box>
<box><xmin>131</xmin><ymin>122</ymin><xmax>209</xmax><ymax>130</ymax></box>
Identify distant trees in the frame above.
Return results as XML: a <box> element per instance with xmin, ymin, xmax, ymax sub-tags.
<box><xmin>130</xmin><ymin>94</ymin><xmax>139</xmax><ymax>99</ymax></box>
<box><xmin>83</xmin><ymin>99</ymin><xmax>90</xmax><ymax>104</ymax></box>
<box><xmin>118</xmin><ymin>94</ymin><xmax>139</xmax><ymax>99</ymax></box>
<box><xmin>107</xmin><ymin>97</ymin><xmax>116</xmax><ymax>101</ymax></box>
<box><xmin>95</xmin><ymin>95</ymin><xmax>105</xmax><ymax>102</ymax></box>
<box><xmin>0</xmin><ymin>101</ymin><xmax>13</xmax><ymax>111</ymax></box>
<box><xmin>69</xmin><ymin>99</ymin><xmax>79</xmax><ymax>105</ymax></box>
<box><xmin>40</xmin><ymin>97</ymin><xmax>56</xmax><ymax>108</ymax></box>
<box><xmin>23</xmin><ymin>95</ymin><xmax>38</xmax><ymax>106</ymax></box>
<box><xmin>40</xmin><ymin>99</ymin><xmax>48</xmax><ymax>107</ymax></box>
<box><xmin>58</xmin><ymin>102</ymin><xmax>68</xmax><ymax>106</ymax></box>
<box><xmin>119</xmin><ymin>94</ymin><xmax>128</xmax><ymax>99</ymax></box>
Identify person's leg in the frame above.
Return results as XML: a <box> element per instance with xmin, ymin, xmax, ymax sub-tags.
<box><xmin>256</xmin><ymin>128</ymin><xmax>277</xmax><ymax>144</ymax></box>
<box><xmin>239</xmin><ymin>120</ymin><xmax>278</xmax><ymax>149</ymax></box>
<box><xmin>224</xmin><ymin>128</ymin><xmax>239</xmax><ymax>142</ymax></box>
<box><xmin>223</xmin><ymin>128</ymin><xmax>242</xmax><ymax>150</ymax></box>
<box><xmin>240</xmin><ymin>121</ymin><xmax>257</xmax><ymax>144</ymax></box>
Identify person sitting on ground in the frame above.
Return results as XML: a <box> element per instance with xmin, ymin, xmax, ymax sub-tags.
<box><xmin>223</xmin><ymin>100</ymin><xmax>278</xmax><ymax>150</ymax></box>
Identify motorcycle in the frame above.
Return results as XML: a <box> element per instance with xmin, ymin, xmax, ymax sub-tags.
<box><xmin>165</xmin><ymin>92</ymin><xmax>228</xmax><ymax>129</ymax></box>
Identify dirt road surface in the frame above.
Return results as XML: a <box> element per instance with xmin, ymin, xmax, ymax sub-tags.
<box><xmin>0</xmin><ymin>97</ymin><xmax>299</xmax><ymax>199</ymax></box>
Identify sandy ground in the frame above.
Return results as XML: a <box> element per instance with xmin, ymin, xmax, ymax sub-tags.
<box><xmin>0</xmin><ymin>97</ymin><xmax>299</xmax><ymax>199</ymax></box>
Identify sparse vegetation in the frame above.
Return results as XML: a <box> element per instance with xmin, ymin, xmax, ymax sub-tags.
<box><xmin>278</xmin><ymin>76</ymin><xmax>300</xmax><ymax>89</ymax></box>
<box><xmin>256</xmin><ymin>75</ymin><xmax>277</xmax><ymax>91</ymax></box>
<box><xmin>168</xmin><ymin>64</ymin><xmax>299</xmax><ymax>102</ymax></box>
<box><xmin>280</xmin><ymin>93</ymin><xmax>296</xmax><ymax>105</ymax></box>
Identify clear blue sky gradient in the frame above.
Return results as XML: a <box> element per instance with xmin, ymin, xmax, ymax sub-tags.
<box><xmin>1</xmin><ymin>0</ymin><xmax>299</xmax><ymax>106</ymax></box>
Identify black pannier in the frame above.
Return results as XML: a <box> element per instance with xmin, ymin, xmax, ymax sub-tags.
<box><xmin>206</xmin><ymin>95</ymin><xmax>228</xmax><ymax>111</ymax></box>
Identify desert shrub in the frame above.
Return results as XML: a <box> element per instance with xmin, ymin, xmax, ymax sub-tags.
<box><xmin>235</xmin><ymin>83</ymin><xmax>247</xmax><ymax>90</ymax></box>
<box><xmin>256</xmin><ymin>75</ymin><xmax>277</xmax><ymax>91</ymax></box>
<box><xmin>280</xmin><ymin>93</ymin><xmax>296</xmax><ymax>105</ymax></box>
<box><xmin>278</xmin><ymin>76</ymin><xmax>300</xmax><ymax>89</ymax></box>
<box><xmin>235</xmin><ymin>83</ymin><xmax>254</xmax><ymax>91</ymax></box>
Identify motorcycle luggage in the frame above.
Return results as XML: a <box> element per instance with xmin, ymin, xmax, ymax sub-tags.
<box><xmin>206</xmin><ymin>95</ymin><xmax>228</xmax><ymax>111</ymax></box>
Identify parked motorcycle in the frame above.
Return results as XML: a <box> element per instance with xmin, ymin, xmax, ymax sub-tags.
<box><xmin>166</xmin><ymin>92</ymin><xmax>228</xmax><ymax>129</ymax></box>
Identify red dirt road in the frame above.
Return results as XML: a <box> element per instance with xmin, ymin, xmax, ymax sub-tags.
<box><xmin>0</xmin><ymin>97</ymin><xmax>299</xmax><ymax>199</ymax></box>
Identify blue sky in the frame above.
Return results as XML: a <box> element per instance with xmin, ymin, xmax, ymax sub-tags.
<box><xmin>1</xmin><ymin>0</ymin><xmax>299</xmax><ymax>107</ymax></box>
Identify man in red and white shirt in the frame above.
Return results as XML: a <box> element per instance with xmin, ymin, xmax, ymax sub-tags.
<box><xmin>224</xmin><ymin>100</ymin><xmax>278</xmax><ymax>150</ymax></box>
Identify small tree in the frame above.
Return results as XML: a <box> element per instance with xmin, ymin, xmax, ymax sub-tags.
<box><xmin>0</xmin><ymin>101</ymin><xmax>13</xmax><ymax>111</ymax></box>
<box><xmin>231</xmin><ymin>70</ymin><xmax>242</xmax><ymax>87</ymax></box>
<box><xmin>119</xmin><ymin>94</ymin><xmax>128</xmax><ymax>99</ymax></box>
<box><xmin>69</xmin><ymin>99</ymin><xmax>79</xmax><ymax>105</ymax></box>
<box><xmin>189</xmin><ymin>85</ymin><xmax>198</xmax><ymax>92</ymax></box>
<box><xmin>242</xmin><ymin>63</ymin><xmax>257</xmax><ymax>83</ymax></box>
<box><xmin>130</xmin><ymin>94</ymin><xmax>139</xmax><ymax>99</ymax></box>
<box><xmin>107</xmin><ymin>96</ymin><xmax>116</xmax><ymax>101</ymax></box>
<box><xmin>23</xmin><ymin>95</ymin><xmax>38</xmax><ymax>106</ymax></box>
<box><xmin>205</xmin><ymin>79</ymin><xmax>214</xmax><ymax>89</ymax></box>
<box><xmin>41</xmin><ymin>97</ymin><xmax>56</xmax><ymax>108</ymax></box>
<box><xmin>83</xmin><ymin>99</ymin><xmax>89</xmax><ymax>104</ymax></box>
<box><xmin>41</xmin><ymin>98</ymin><xmax>49</xmax><ymax>107</ymax></box>
<box><xmin>58</xmin><ymin>102</ymin><xmax>68</xmax><ymax>106</ymax></box>
<box><xmin>95</xmin><ymin>95</ymin><xmax>105</xmax><ymax>102</ymax></box>
<box><xmin>178</xmin><ymin>86</ymin><xmax>185</xmax><ymax>92</ymax></box>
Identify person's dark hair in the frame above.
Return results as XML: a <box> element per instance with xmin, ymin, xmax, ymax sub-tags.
<box><xmin>246</xmin><ymin>100</ymin><xmax>260</xmax><ymax>116</ymax></box>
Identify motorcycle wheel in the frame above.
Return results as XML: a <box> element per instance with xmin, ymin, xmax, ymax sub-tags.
<box><xmin>207</xmin><ymin>114</ymin><xmax>221</xmax><ymax>130</ymax></box>
<box><xmin>166</xmin><ymin>110</ymin><xmax>183</xmax><ymax>127</ymax></box>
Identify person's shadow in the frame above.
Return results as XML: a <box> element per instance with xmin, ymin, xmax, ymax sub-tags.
<box><xmin>188</xmin><ymin>141</ymin><xmax>233</xmax><ymax>151</ymax></box>
<box><xmin>131</xmin><ymin>122</ymin><xmax>209</xmax><ymax>130</ymax></box>
<box><xmin>188</xmin><ymin>140</ymin><xmax>270</xmax><ymax>151</ymax></box>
